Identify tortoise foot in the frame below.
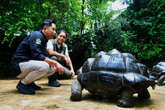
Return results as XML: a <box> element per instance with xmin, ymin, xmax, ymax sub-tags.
<box><xmin>155</xmin><ymin>75</ymin><xmax>165</xmax><ymax>86</ymax></box>
<box><xmin>70</xmin><ymin>79</ymin><xmax>82</xmax><ymax>101</ymax></box>
<box><xmin>138</xmin><ymin>89</ymin><xmax>150</xmax><ymax>99</ymax></box>
<box><xmin>70</xmin><ymin>93</ymin><xmax>82</xmax><ymax>101</ymax></box>
<box><xmin>117</xmin><ymin>98</ymin><xmax>134</xmax><ymax>108</ymax></box>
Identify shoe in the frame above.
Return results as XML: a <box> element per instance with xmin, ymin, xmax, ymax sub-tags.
<box><xmin>16</xmin><ymin>81</ymin><xmax>35</xmax><ymax>94</ymax></box>
<box><xmin>28</xmin><ymin>82</ymin><xmax>41</xmax><ymax>90</ymax></box>
<box><xmin>48</xmin><ymin>79</ymin><xmax>61</xmax><ymax>87</ymax></box>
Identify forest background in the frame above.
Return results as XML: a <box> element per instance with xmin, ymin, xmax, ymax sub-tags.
<box><xmin>0</xmin><ymin>0</ymin><xmax>164</xmax><ymax>77</ymax></box>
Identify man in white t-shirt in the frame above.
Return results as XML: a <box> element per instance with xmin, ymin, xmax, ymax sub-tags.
<box><xmin>47</xmin><ymin>30</ymin><xmax>75</xmax><ymax>87</ymax></box>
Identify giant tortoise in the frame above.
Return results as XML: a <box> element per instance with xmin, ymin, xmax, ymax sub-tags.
<box><xmin>71</xmin><ymin>49</ymin><xmax>155</xmax><ymax>107</ymax></box>
<box><xmin>150</xmin><ymin>62</ymin><xmax>165</xmax><ymax>86</ymax></box>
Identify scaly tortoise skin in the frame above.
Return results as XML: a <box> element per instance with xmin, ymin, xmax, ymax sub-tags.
<box><xmin>71</xmin><ymin>49</ymin><xmax>155</xmax><ymax>107</ymax></box>
<box><xmin>150</xmin><ymin>62</ymin><xmax>165</xmax><ymax>86</ymax></box>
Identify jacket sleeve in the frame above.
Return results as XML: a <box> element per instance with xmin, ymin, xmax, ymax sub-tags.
<box><xmin>29</xmin><ymin>33</ymin><xmax>46</xmax><ymax>61</ymax></box>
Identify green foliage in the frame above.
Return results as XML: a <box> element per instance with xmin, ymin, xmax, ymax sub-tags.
<box><xmin>85</xmin><ymin>0</ymin><xmax>115</xmax><ymax>31</ymax></box>
<box><xmin>0</xmin><ymin>0</ymin><xmax>44</xmax><ymax>47</ymax></box>
<box><xmin>118</xmin><ymin>0</ymin><xmax>165</xmax><ymax>63</ymax></box>
<box><xmin>0</xmin><ymin>0</ymin><xmax>82</xmax><ymax>47</ymax></box>
<box><xmin>120</xmin><ymin>31</ymin><xmax>137</xmax><ymax>52</ymax></box>
<box><xmin>81</xmin><ymin>0</ymin><xmax>165</xmax><ymax>64</ymax></box>
<box><xmin>1</xmin><ymin>0</ymin><xmax>164</xmax><ymax>65</ymax></box>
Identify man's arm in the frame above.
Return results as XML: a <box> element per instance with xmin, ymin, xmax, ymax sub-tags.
<box><xmin>48</xmin><ymin>48</ymin><xmax>75</xmax><ymax>76</ymax></box>
<box><xmin>44</xmin><ymin>57</ymin><xmax>64</xmax><ymax>75</ymax></box>
<box><xmin>47</xmin><ymin>49</ymin><xmax>66</xmax><ymax>59</ymax></box>
<box><xmin>66</xmin><ymin>55</ymin><xmax>75</xmax><ymax>77</ymax></box>
<box><xmin>64</xmin><ymin>45</ymin><xmax>75</xmax><ymax>76</ymax></box>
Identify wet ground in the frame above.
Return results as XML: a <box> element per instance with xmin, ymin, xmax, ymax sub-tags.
<box><xmin>0</xmin><ymin>78</ymin><xmax>165</xmax><ymax>110</ymax></box>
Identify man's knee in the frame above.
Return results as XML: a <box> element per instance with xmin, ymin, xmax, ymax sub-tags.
<box><xmin>38</xmin><ymin>62</ymin><xmax>50</xmax><ymax>73</ymax></box>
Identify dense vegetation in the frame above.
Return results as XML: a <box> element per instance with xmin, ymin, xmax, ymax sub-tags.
<box><xmin>0</xmin><ymin>0</ymin><xmax>165</xmax><ymax>77</ymax></box>
<box><xmin>119</xmin><ymin>0</ymin><xmax>165</xmax><ymax>64</ymax></box>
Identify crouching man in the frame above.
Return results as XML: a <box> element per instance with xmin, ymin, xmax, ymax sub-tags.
<box><xmin>11</xmin><ymin>19</ymin><xmax>64</xmax><ymax>94</ymax></box>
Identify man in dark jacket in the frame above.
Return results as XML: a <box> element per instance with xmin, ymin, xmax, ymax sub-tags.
<box><xmin>11</xmin><ymin>19</ymin><xmax>64</xmax><ymax>94</ymax></box>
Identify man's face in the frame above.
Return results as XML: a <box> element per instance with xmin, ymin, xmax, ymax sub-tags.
<box><xmin>43</xmin><ymin>23</ymin><xmax>56</xmax><ymax>39</ymax></box>
<box><xmin>56</xmin><ymin>32</ymin><xmax>67</xmax><ymax>45</ymax></box>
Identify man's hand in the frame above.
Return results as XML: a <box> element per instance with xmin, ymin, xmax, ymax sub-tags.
<box><xmin>70</xmin><ymin>69</ymin><xmax>75</xmax><ymax>78</ymax></box>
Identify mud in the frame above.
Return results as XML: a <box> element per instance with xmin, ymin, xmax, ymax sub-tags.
<box><xmin>0</xmin><ymin>78</ymin><xmax>165</xmax><ymax>110</ymax></box>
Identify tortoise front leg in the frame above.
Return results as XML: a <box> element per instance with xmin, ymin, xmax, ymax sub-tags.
<box><xmin>117</xmin><ymin>89</ymin><xmax>134</xmax><ymax>107</ymax></box>
<box><xmin>157</xmin><ymin>75</ymin><xmax>165</xmax><ymax>86</ymax></box>
<box><xmin>138</xmin><ymin>88</ymin><xmax>150</xmax><ymax>99</ymax></box>
<box><xmin>70</xmin><ymin>79</ymin><xmax>83</xmax><ymax>101</ymax></box>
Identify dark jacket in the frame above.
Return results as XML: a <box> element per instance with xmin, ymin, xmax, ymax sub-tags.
<box><xmin>11</xmin><ymin>30</ymin><xmax>48</xmax><ymax>74</ymax></box>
